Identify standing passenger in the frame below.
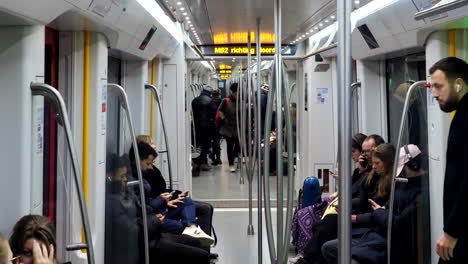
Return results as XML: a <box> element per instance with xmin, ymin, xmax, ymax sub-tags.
<box><xmin>192</xmin><ymin>86</ymin><xmax>218</xmax><ymax>171</ymax></box>
<box><xmin>210</xmin><ymin>89</ymin><xmax>223</xmax><ymax>165</ymax></box>
<box><xmin>217</xmin><ymin>83</ymin><xmax>240</xmax><ymax>172</ymax></box>
<box><xmin>430</xmin><ymin>57</ymin><xmax>468</xmax><ymax>263</ymax></box>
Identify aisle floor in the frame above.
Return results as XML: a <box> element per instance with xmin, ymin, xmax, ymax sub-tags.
<box><xmin>211</xmin><ymin>208</ymin><xmax>294</xmax><ymax>264</ymax></box>
<box><xmin>192</xmin><ymin>140</ymin><xmax>287</xmax><ymax>200</ymax></box>
<box><xmin>192</xmin><ymin>140</ymin><xmax>295</xmax><ymax>263</ymax></box>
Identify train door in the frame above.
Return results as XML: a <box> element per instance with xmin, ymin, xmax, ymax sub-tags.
<box><xmin>385</xmin><ymin>53</ymin><xmax>431</xmax><ymax>263</ymax></box>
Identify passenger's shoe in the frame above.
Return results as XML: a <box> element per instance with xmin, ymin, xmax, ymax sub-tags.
<box><xmin>200</xmin><ymin>164</ymin><xmax>212</xmax><ymax>171</ymax></box>
<box><xmin>209</xmin><ymin>153</ymin><xmax>216</xmax><ymax>162</ymax></box>
<box><xmin>229</xmin><ymin>166</ymin><xmax>236</xmax><ymax>172</ymax></box>
<box><xmin>212</xmin><ymin>159</ymin><xmax>222</xmax><ymax>166</ymax></box>
<box><xmin>182</xmin><ymin>227</ymin><xmax>215</xmax><ymax>247</ymax></box>
<box><xmin>209</xmin><ymin>253</ymin><xmax>219</xmax><ymax>259</ymax></box>
<box><xmin>289</xmin><ymin>254</ymin><xmax>303</xmax><ymax>264</ymax></box>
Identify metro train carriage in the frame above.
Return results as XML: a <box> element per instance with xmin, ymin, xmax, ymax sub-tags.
<box><xmin>0</xmin><ymin>0</ymin><xmax>467</xmax><ymax>263</ymax></box>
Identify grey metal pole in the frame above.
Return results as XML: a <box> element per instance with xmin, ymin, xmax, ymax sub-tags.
<box><xmin>30</xmin><ymin>83</ymin><xmax>96</xmax><ymax>264</ymax></box>
<box><xmin>247</xmin><ymin>31</ymin><xmax>255</xmax><ymax>236</ymax></box>
<box><xmin>263</xmin><ymin>63</ymin><xmax>277</xmax><ymax>263</ymax></box>
<box><xmin>274</xmin><ymin>0</ymin><xmax>284</xmax><ymax>261</ymax></box>
<box><xmin>237</xmin><ymin>67</ymin><xmax>245</xmax><ymax>185</ymax></box>
<box><xmin>145</xmin><ymin>84</ymin><xmax>174</xmax><ymax>190</ymax></box>
<box><xmin>337</xmin><ymin>0</ymin><xmax>353</xmax><ymax>262</ymax></box>
<box><xmin>281</xmin><ymin>68</ymin><xmax>295</xmax><ymax>264</ymax></box>
<box><xmin>387</xmin><ymin>81</ymin><xmax>427</xmax><ymax>264</ymax></box>
<box><xmin>108</xmin><ymin>83</ymin><xmax>150</xmax><ymax>264</ymax></box>
<box><xmin>256</xmin><ymin>17</ymin><xmax>263</xmax><ymax>264</ymax></box>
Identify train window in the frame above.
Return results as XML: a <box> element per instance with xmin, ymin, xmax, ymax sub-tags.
<box><xmin>385</xmin><ymin>53</ymin><xmax>432</xmax><ymax>263</ymax></box>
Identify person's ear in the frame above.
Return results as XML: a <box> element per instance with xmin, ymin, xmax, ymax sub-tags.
<box><xmin>455</xmin><ymin>78</ymin><xmax>464</xmax><ymax>93</ymax></box>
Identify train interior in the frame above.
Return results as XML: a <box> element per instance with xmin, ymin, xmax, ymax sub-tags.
<box><xmin>0</xmin><ymin>0</ymin><xmax>467</xmax><ymax>263</ymax></box>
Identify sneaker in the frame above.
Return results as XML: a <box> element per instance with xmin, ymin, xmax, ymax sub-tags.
<box><xmin>200</xmin><ymin>164</ymin><xmax>212</xmax><ymax>171</ymax></box>
<box><xmin>212</xmin><ymin>159</ymin><xmax>222</xmax><ymax>166</ymax></box>
<box><xmin>229</xmin><ymin>165</ymin><xmax>236</xmax><ymax>172</ymax></box>
<box><xmin>289</xmin><ymin>254</ymin><xmax>303</xmax><ymax>264</ymax></box>
<box><xmin>182</xmin><ymin>227</ymin><xmax>214</xmax><ymax>247</ymax></box>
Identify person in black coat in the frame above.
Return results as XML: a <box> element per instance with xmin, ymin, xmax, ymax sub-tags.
<box><xmin>105</xmin><ymin>154</ymin><xmax>210</xmax><ymax>264</ymax></box>
<box><xmin>210</xmin><ymin>89</ymin><xmax>223</xmax><ymax>165</ymax></box>
<box><xmin>192</xmin><ymin>86</ymin><xmax>217</xmax><ymax>170</ymax></box>
<box><xmin>430</xmin><ymin>57</ymin><xmax>468</xmax><ymax>263</ymax></box>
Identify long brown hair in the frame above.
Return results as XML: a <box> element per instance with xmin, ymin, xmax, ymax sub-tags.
<box><xmin>9</xmin><ymin>215</ymin><xmax>57</xmax><ymax>260</ymax></box>
<box><xmin>366</xmin><ymin>143</ymin><xmax>396</xmax><ymax>198</ymax></box>
<box><xmin>0</xmin><ymin>233</ymin><xmax>9</xmax><ymax>264</ymax></box>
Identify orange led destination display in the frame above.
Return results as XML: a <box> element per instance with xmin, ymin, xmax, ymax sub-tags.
<box><xmin>201</xmin><ymin>44</ymin><xmax>296</xmax><ymax>56</ymax></box>
<box><xmin>213</xmin><ymin>46</ymin><xmax>275</xmax><ymax>55</ymax></box>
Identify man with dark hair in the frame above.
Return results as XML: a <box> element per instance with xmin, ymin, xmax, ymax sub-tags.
<box><xmin>129</xmin><ymin>141</ymin><xmax>158</xmax><ymax>172</ymax></box>
<box><xmin>430</xmin><ymin>57</ymin><xmax>468</xmax><ymax>263</ymax></box>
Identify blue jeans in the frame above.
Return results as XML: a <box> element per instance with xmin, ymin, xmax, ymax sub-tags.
<box><xmin>161</xmin><ymin>197</ymin><xmax>197</xmax><ymax>234</ymax></box>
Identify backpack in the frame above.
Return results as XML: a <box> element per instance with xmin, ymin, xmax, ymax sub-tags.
<box><xmin>215</xmin><ymin>98</ymin><xmax>230</xmax><ymax>127</ymax></box>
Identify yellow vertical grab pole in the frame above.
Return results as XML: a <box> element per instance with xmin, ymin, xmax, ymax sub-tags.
<box><xmin>81</xmin><ymin>31</ymin><xmax>90</xmax><ymax>250</ymax></box>
<box><xmin>83</xmin><ymin>31</ymin><xmax>90</xmax><ymax>203</ymax></box>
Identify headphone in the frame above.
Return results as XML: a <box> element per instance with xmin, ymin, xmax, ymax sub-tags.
<box><xmin>404</xmin><ymin>145</ymin><xmax>420</xmax><ymax>171</ymax></box>
<box><xmin>456</xmin><ymin>84</ymin><xmax>462</xmax><ymax>93</ymax></box>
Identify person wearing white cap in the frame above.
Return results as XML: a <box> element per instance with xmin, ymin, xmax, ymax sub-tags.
<box><xmin>430</xmin><ymin>57</ymin><xmax>468</xmax><ymax>263</ymax></box>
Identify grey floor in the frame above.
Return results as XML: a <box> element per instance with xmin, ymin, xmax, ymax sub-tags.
<box><xmin>211</xmin><ymin>208</ymin><xmax>295</xmax><ymax>264</ymax></box>
<box><xmin>192</xmin><ymin>140</ymin><xmax>287</xmax><ymax>201</ymax></box>
<box><xmin>192</xmin><ymin>140</ymin><xmax>295</xmax><ymax>263</ymax></box>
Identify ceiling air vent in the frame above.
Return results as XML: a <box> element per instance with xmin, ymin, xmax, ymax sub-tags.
<box><xmin>357</xmin><ymin>24</ymin><xmax>379</xmax><ymax>50</ymax></box>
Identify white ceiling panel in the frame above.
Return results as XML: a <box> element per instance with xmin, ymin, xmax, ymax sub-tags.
<box><xmin>177</xmin><ymin>0</ymin><xmax>373</xmax><ymax>45</ymax></box>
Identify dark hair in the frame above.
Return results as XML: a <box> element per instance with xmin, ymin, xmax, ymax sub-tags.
<box><xmin>129</xmin><ymin>141</ymin><xmax>158</xmax><ymax>163</ymax></box>
<box><xmin>107</xmin><ymin>154</ymin><xmax>131</xmax><ymax>175</ymax></box>
<box><xmin>352</xmin><ymin>133</ymin><xmax>367</xmax><ymax>152</ymax></box>
<box><xmin>230</xmin><ymin>83</ymin><xmax>238</xmax><ymax>93</ymax></box>
<box><xmin>10</xmin><ymin>215</ymin><xmax>57</xmax><ymax>260</ymax></box>
<box><xmin>365</xmin><ymin>134</ymin><xmax>385</xmax><ymax>147</ymax></box>
<box><xmin>368</xmin><ymin>143</ymin><xmax>396</xmax><ymax>198</ymax></box>
<box><xmin>429</xmin><ymin>57</ymin><xmax>468</xmax><ymax>84</ymax></box>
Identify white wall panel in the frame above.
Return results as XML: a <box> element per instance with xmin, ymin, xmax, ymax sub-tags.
<box><xmin>124</xmin><ymin>61</ymin><xmax>148</xmax><ymax>135</ymax></box>
<box><xmin>0</xmin><ymin>25</ymin><xmax>44</xmax><ymax>235</ymax></box>
<box><xmin>356</xmin><ymin>60</ymin><xmax>388</xmax><ymax>139</ymax></box>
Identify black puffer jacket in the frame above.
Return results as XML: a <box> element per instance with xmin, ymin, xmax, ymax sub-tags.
<box><xmin>192</xmin><ymin>91</ymin><xmax>217</xmax><ymax>131</ymax></box>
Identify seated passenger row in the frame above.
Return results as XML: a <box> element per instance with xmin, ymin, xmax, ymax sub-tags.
<box><xmin>105</xmin><ymin>135</ymin><xmax>218</xmax><ymax>264</ymax></box>
<box><xmin>292</xmin><ymin>133</ymin><xmax>428</xmax><ymax>264</ymax></box>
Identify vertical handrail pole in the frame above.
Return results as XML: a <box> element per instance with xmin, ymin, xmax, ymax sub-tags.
<box><xmin>236</xmin><ymin>69</ymin><xmax>245</xmax><ymax>184</ymax></box>
<box><xmin>108</xmin><ymin>83</ymin><xmax>149</xmax><ymax>264</ymax></box>
<box><xmin>30</xmin><ymin>83</ymin><xmax>96</xmax><ymax>264</ymax></box>
<box><xmin>281</xmin><ymin>66</ymin><xmax>295</xmax><ymax>264</ymax></box>
<box><xmin>256</xmin><ymin>16</ymin><xmax>263</xmax><ymax>264</ymax></box>
<box><xmin>190</xmin><ymin>85</ymin><xmax>198</xmax><ymax>150</ymax></box>
<box><xmin>263</xmin><ymin>62</ymin><xmax>277</xmax><ymax>263</ymax></box>
<box><xmin>274</xmin><ymin>0</ymin><xmax>284</xmax><ymax>261</ymax></box>
<box><xmin>387</xmin><ymin>81</ymin><xmax>427</xmax><ymax>264</ymax></box>
<box><xmin>145</xmin><ymin>84</ymin><xmax>174</xmax><ymax>190</ymax></box>
<box><xmin>247</xmin><ymin>29</ymin><xmax>255</xmax><ymax>235</ymax></box>
<box><xmin>337</xmin><ymin>0</ymin><xmax>353</xmax><ymax>262</ymax></box>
